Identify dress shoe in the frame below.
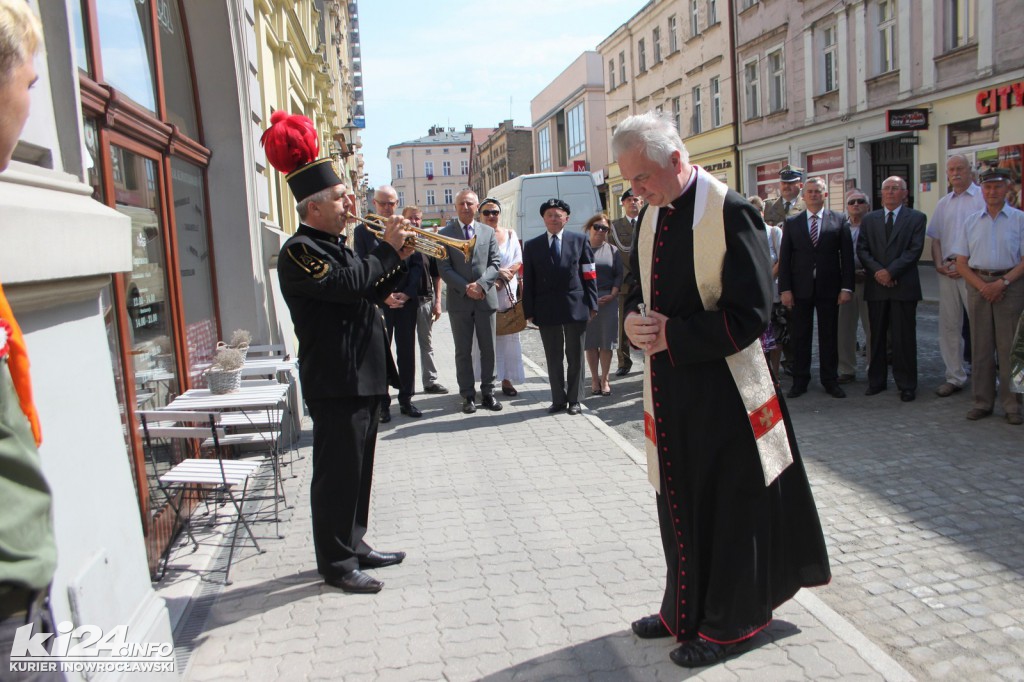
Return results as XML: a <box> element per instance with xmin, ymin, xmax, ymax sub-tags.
<box><xmin>935</xmin><ymin>382</ymin><xmax>962</xmax><ymax>397</ymax></box>
<box><xmin>1006</xmin><ymin>413</ymin><xmax>1023</xmax><ymax>425</ymax></box>
<box><xmin>567</xmin><ymin>403</ymin><xmax>582</xmax><ymax>415</ymax></box>
<box><xmin>837</xmin><ymin>374</ymin><xmax>855</xmax><ymax>385</ymax></box>
<box><xmin>399</xmin><ymin>402</ymin><xmax>422</xmax><ymax>418</ymax></box>
<box><xmin>615</xmin><ymin>365</ymin><xmax>631</xmax><ymax>376</ymax></box>
<box><xmin>462</xmin><ymin>398</ymin><xmax>477</xmax><ymax>414</ymax></box>
<box><xmin>631</xmin><ymin>614</ymin><xmax>671</xmax><ymax>639</ymax></box>
<box><xmin>481</xmin><ymin>395</ymin><xmax>502</xmax><ymax>411</ymax></box>
<box><xmin>864</xmin><ymin>385</ymin><xmax>887</xmax><ymax>396</ymax></box>
<box><xmin>825</xmin><ymin>385</ymin><xmax>846</xmax><ymax>398</ymax></box>
<box><xmin>501</xmin><ymin>382</ymin><xmax>518</xmax><ymax>397</ymax></box>
<box><xmin>966</xmin><ymin>408</ymin><xmax>992</xmax><ymax>421</ymax></box>
<box><xmin>900</xmin><ymin>390</ymin><xmax>915</xmax><ymax>402</ymax></box>
<box><xmin>424</xmin><ymin>383</ymin><xmax>449</xmax><ymax>394</ymax></box>
<box><xmin>548</xmin><ymin>403</ymin><xmax>567</xmax><ymax>414</ymax></box>
<box><xmin>324</xmin><ymin>569</ymin><xmax>383</xmax><ymax>594</ymax></box>
<box><xmin>359</xmin><ymin>550</ymin><xmax>406</xmax><ymax>569</ymax></box>
<box><xmin>786</xmin><ymin>386</ymin><xmax>806</xmax><ymax>399</ymax></box>
<box><xmin>379</xmin><ymin>406</ymin><xmax>392</xmax><ymax>423</ymax></box>
<box><xmin>670</xmin><ymin>638</ymin><xmax>751</xmax><ymax>668</ymax></box>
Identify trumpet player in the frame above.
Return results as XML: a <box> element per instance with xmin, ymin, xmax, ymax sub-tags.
<box><xmin>355</xmin><ymin>185</ymin><xmax>424</xmax><ymax>421</ymax></box>
<box><xmin>264</xmin><ymin>111</ymin><xmax>414</xmax><ymax>593</ymax></box>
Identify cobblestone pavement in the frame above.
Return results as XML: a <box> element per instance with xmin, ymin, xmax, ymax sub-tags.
<box><xmin>169</xmin><ymin>278</ymin><xmax>1021</xmax><ymax>681</ymax></box>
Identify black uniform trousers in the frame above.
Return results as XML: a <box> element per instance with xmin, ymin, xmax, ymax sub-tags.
<box><xmin>867</xmin><ymin>299</ymin><xmax>918</xmax><ymax>392</ymax></box>
<box><xmin>539</xmin><ymin>321</ymin><xmax>587</xmax><ymax>405</ymax></box>
<box><xmin>306</xmin><ymin>395</ymin><xmax>382</xmax><ymax>577</ymax></box>
<box><xmin>790</xmin><ymin>296</ymin><xmax>840</xmax><ymax>390</ymax></box>
<box><xmin>384</xmin><ymin>304</ymin><xmax>418</xmax><ymax>406</ymax></box>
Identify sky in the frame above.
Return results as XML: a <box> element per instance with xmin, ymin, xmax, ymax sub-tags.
<box><xmin>356</xmin><ymin>0</ymin><xmax>639</xmax><ymax>189</ymax></box>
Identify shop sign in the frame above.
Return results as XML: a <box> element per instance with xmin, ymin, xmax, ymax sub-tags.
<box><xmin>756</xmin><ymin>160</ymin><xmax>785</xmax><ymax>183</ymax></box>
<box><xmin>976</xmin><ymin>82</ymin><xmax>1024</xmax><ymax>114</ymax></box>
<box><xmin>573</xmin><ymin>160</ymin><xmax>587</xmax><ymax>172</ymax></box>
<box><xmin>806</xmin><ymin>148</ymin><xmax>844</xmax><ymax>173</ymax></box>
<box><xmin>703</xmin><ymin>159</ymin><xmax>733</xmax><ymax>172</ymax></box>
<box><xmin>886</xmin><ymin>109</ymin><xmax>929</xmax><ymax>131</ymax></box>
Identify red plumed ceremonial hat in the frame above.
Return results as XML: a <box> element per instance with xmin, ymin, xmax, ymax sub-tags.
<box><xmin>260</xmin><ymin>111</ymin><xmax>343</xmax><ymax>201</ymax></box>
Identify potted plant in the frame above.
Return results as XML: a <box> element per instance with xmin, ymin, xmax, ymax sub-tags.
<box><xmin>206</xmin><ymin>346</ymin><xmax>245</xmax><ymax>394</ymax></box>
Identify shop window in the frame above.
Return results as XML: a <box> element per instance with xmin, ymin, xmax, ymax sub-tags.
<box><xmin>754</xmin><ymin>159</ymin><xmax>788</xmax><ymax>200</ymax></box>
<box><xmin>948</xmin><ymin>116</ymin><xmax>999</xmax><ymax>149</ymax></box>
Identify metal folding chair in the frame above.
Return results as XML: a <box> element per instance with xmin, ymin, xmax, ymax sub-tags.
<box><xmin>138</xmin><ymin>410</ymin><xmax>266</xmax><ymax>584</ymax></box>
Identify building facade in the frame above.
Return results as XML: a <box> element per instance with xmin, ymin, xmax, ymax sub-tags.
<box><xmin>471</xmin><ymin>119</ymin><xmax>534</xmax><ymax>199</ymax></box>
<box><xmin>388</xmin><ymin>125</ymin><xmax>487</xmax><ymax>226</ymax></box>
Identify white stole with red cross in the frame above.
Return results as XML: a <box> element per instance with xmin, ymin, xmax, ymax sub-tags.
<box><xmin>639</xmin><ymin>167</ymin><xmax>794</xmax><ymax>490</ymax></box>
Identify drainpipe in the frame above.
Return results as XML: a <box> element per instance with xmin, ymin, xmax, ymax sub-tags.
<box><xmin>727</xmin><ymin>0</ymin><xmax>741</xmax><ymax>192</ymax></box>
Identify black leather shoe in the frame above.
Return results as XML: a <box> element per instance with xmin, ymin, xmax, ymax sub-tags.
<box><xmin>567</xmin><ymin>403</ymin><xmax>582</xmax><ymax>415</ymax></box>
<box><xmin>359</xmin><ymin>550</ymin><xmax>406</xmax><ymax>569</ymax></box>
<box><xmin>786</xmin><ymin>387</ymin><xmax>806</xmax><ymax>398</ymax></box>
<box><xmin>900</xmin><ymin>390</ymin><xmax>916</xmax><ymax>402</ymax></box>
<box><xmin>481</xmin><ymin>395</ymin><xmax>502</xmax><ymax>411</ymax></box>
<box><xmin>670</xmin><ymin>638</ymin><xmax>751</xmax><ymax>668</ymax></box>
<box><xmin>865</xmin><ymin>385</ymin><xmax>887</xmax><ymax>396</ymax></box>
<box><xmin>615</xmin><ymin>365</ymin><xmax>631</xmax><ymax>376</ymax></box>
<box><xmin>399</xmin><ymin>403</ymin><xmax>422</xmax><ymax>418</ymax></box>
<box><xmin>379</xmin><ymin>406</ymin><xmax>392</xmax><ymax>423</ymax></box>
<box><xmin>548</xmin><ymin>403</ymin><xmax>567</xmax><ymax>414</ymax></box>
<box><xmin>324</xmin><ymin>569</ymin><xmax>383</xmax><ymax>594</ymax></box>
<box><xmin>631</xmin><ymin>614</ymin><xmax>671</xmax><ymax>639</ymax></box>
<box><xmin>462</xmin><ymin>398</ymin><xmax>477</xmax><ymax>414</ymax></box>
<box><xmin>423</xmin><ymin>383</ymin><xmax>449</xmax><ymax>394</ymax></box>
<box><xmin>825</xmin><ymin>385</ymin><xmax>846</xmax><ymax>398</ymax></box>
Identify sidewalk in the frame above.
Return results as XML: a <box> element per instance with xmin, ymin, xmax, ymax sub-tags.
<box><xmin>168</xmin><ymin>315</ymin><xmax>915</xmax><ymax>681</ymax></box>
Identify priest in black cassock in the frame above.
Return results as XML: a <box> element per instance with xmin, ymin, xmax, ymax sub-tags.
<box><xmin>614</xmin><ymin>111</ymin><xmax>831</xmax><ymax>669</ymax></box>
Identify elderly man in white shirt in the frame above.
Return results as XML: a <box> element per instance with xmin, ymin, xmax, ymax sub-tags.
<box><xmin>927</xmin><ymin>155</ymin><xmax>985</xmax><ymax>397</ymax></box>
<box><xmin>951</xmin><ymin>167</ymin><xmax>1024</xmax><ymax>425</ymax></box>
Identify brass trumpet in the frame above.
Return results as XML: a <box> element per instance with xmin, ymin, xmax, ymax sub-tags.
<box><xmin>347</xmin><ymin>212</ymin><xmax>475</xmax><ymax>261</ymax></box>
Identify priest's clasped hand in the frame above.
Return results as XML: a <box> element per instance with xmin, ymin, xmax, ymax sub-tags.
<box><xmin>625</xmin><ymin>310</ymin><xmax>668</xmax><ymax>355</ymax></box>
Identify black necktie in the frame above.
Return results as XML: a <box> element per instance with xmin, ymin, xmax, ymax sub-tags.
<box><xmin>784</xmin><ymin>201</ymin><xmax>791</xmax><ymax>213</ymax></box>
<box><xmin>885</xmin><ymin>212</ymin><xmax>894</xmax><ymax>241</ymax></box>
<box><xmin>630</xmin><ymin>218</ymin><xmax>636</xmax><ymax>231</ymax></box>
<box><xmin>549</xmin><ymin>234</ymin><xmax>560</xmax><ymax>263</ymax></box>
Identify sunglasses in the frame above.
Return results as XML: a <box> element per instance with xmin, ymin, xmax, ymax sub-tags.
<box><xmin>847</xmin><ymin>199</ymin><xmax>868</xmax><ymax>205</ymax></box>
<box><xmin>481</xmin><ymin>209</ymin><xmax>500</xmax><ymax>216</ymax></box>
<box><xmin>592</xmin><ymin>225</ymin><xmax>609</xmax><ymax>232</ymax></box>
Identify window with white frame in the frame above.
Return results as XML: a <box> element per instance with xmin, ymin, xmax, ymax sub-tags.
<box><xmin>768</xmin><ymin>48</ymin><xmax>786</xmax><ymax>112</ymax></box>
<box><xmin>740</xmin><ymin>0</ymin><xmax>757</xmax><ymax>9</ymax></box>
<box><xmin>744</xmin><ymin>59</ymin><xmax>760</xmax><ymax>119</ymax></box>
<box><xmin>538</xmin><ymin>126</ymin><xmax>552</xmax><ymax>171</ymax></box>
<box><xmin>669</xmin><ymin>15</ymin><xmax>679</xmax><ymax>53</ymax></box>
<box><xmin>672</xmin><ymin>97</ymin><xmax>681</xmax><ymax>132</ymax></box>
<box><xmin>426</xmin><ymin>189</ymin><xmax>435</xmax><ymax>206</ymax></box>
<box><xmin>566</xmin><ymin>102</ymin><xmax>586</xmax><ymax>157</ymax></box>
<box><xmin>638</xmin><ymin>38</ymin><xmax>647</xmax><ymax>72</ymax></box>
<box><xmin>708</xmin><ymin>0</ymin><xmax>718</xmax><ymax>25</ymax></box>
<box><xmin>947</xmin><ymin>0</ymin><xmax>976</xmax><ymax>50</ymax></box>
<box><xmin>442</xmin><ymin>160</ymin><xmax>451</xmax><ymax>176</ymax></box>
<box><xmin>691</xmin><ymin>86</ymin><xmax>702</xmax><ymax>135</ymax></box>
<box><xmin>823</xmin><ymin>26</ymin><xmax>838</xmax><ymax>93</ymax></box>
<box><xmin>444</xmin><ymin>188</ymin><xmax>453</xmax><ymax>205</ymax></box>
<box><xmin>397</xmin><ymin>190</ymin><xmax>404</xmax><ymax>207</ymax></box>
<box><xmin>608</xmin><ymin>59</ymin><xmax>616</xmax><ymax>90</ymax></box>
<box><xmin>653</xmin><ymin>27</ymin><xmax>662</xmax><ymax>64</ymax></box>
<box><xmin>690</xmin><ymin>0</ymin><xmax>699</xmax><ymax>37</ymax></box>
<box><xmin>396</xmin><ymin>162</ymin><xmax>404</xmax><ymax>179</ymax></box>
<box><xmin>877</xmin><ymin>0</ymin><xmax>897</xmax><ymax>73</ymax></box>
<box><xmin>425</xmin><ymin>160</ymin><xmax>434</xmax><ymax>177</ymax></box>
<box><xmin>711</xmin><ymin>76</ymin><xmax>722</xmax><ymax>127</ymax></box>
<box><xmin>619</xmin><ymin>51</ymin><xmax>627</xmax><ymax>83</ymax></box>
<box><xmin>460</xmin><ymin>160</ymin><xmax>469</xmax><ymax>175</ymax></box>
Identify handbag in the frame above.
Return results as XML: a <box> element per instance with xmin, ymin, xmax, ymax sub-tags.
<box><xmin>496</xmin><ymin>280</ymin><xmax>526</xmax><ymax>336</ymax></box>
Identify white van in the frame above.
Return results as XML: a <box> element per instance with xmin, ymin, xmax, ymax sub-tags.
<box><xmin>486</xmin><ymin>172</ymin><xmax>603</xmax><ymax>244</ymax></box>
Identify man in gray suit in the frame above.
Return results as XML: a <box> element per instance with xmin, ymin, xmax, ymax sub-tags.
<box><xmin>857</xmin><ymin>176</ymin><xmax>927</xmax><ymax>402</ymax></box>
<box><xmin>438</xmin><ymin>190</ymin><xmax>503</xmax><ymax>413</ymax></box>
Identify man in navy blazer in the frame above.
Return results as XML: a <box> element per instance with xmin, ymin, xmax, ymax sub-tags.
<box><xmin>778</xmin><ymin>177</ymin><xmax>854</xmax><ymax>398</ymax></box>
<box><xmin>522</xmin><ymin>198</ymin><xmax>599</xmax><ymax>415</ymax></box>
<box><xmin>856</xmin><ymin>176</ymin><xmax>927</xmax><ymax>401</ymax></box>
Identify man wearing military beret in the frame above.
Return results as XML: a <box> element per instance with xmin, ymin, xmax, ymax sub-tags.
<box><xmin>763</xmin><ymin>165</ymin><xmax>806</xmax><ymax>227</ymax></box>
<box><xmin>263</xmin><ymin>112</ymin><xmax>414</xmax><ymax>594</ymax></box>
<box><xmin>610</xmin><ymin>189</ymin><xmax>643</xmax><ymax>376</ymax></box>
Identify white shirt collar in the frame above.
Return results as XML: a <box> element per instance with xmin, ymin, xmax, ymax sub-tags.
<box><xmin>806</xmin><ymin>208</ymin><xmax>824</xmax><ymax>221</ymax></box>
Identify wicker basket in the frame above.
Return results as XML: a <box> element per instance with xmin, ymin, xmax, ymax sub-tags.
<box><xmin>216</xmin><ymin>341</ymin><xmax>250</xmax><ymax>361</ymax></box>
<box><xmin>206</xmin><ymin>368</ymin><xmax>242</xmax><ymax>394</ymax></box>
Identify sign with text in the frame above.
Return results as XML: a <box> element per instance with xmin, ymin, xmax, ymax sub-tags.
<box><xmin>887</xmin><ymin>109</ymin><xmax>929</xmax><ymax>131</ymax></box>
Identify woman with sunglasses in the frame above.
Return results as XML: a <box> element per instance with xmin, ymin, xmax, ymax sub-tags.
<box><xmin>583</xmin><ymin>213</ymin><xmax>623</xmax><ymax>396</ymax></box>
<box><xmin>474</xmin><ymin>198</ymin><xmax>525</xmax><ymax>396</ymax></box>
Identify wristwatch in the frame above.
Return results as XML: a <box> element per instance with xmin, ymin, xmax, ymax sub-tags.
<box><xmin>1002</xmin><ymin>278</ymin><xmax>1011</xmax><ymax>287</ymax></box>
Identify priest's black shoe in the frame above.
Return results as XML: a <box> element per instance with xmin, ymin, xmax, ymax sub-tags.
<box><xmin>399</xmin><ymin>402</ymin><xmax>422</xmax><ymax>418</ymax></box>
<box><xmin>481</xmin><ymin>395</ymin><xmax>502</xmax><ymax>411</ymax></box>
<box><xmin>324</xmin><ymin>569</ymin><xmax>383</xmax><ymax>594</ymax></box>
<box><xmin>462</xmin><ymin>398</ymin><xmax>477</xmax><ymax>414</ymax></box>
<box><xmin>669</xmin><ymin>638</ymin><xmax>751</xmax><ymax>668</ymax></box>
<box><xmin>567</xmin><ymin>402</ymin><xmax>582</xmax><ymax>415</ymax></box>
<box><xmin>379</xmin><ymin>406</ymin><xmax>392</xmax><ymax>423</ymax></box>
<box><xmin>359</xmin><ymin>550</ymin><xmax>406</xmax><ymax>569</ymax></box>
<box><xmin>548</xmin><ymin>403</ymin><xmax>567</xmax><ymax>414</ymax></box>
<box><xmin>631</xmin><ymin>614</ymin><xmax>671</xmax><ymax>639</ymax></box>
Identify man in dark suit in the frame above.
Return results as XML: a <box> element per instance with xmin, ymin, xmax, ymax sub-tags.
<box><xmin>522</xmin><ymin>198</ymin><xmax>599</xmax><ymax>415</ymax></box>
<box><xmin>856</xmin><ymin>176</ymin><xmax>927</xmax><ymax>401</ymax></box>
<box><xmin>437</xmin><ymin>189</ymin><xmax>502</xmax><ymax>414</ymax></box>
<box><xmin>778</xmin><ymin>177</ymin><xmax>855</xmax><ymax>398</ymax></box>
<box><xmin>610</xmin><ymin>189</ymin><xmax>643</xmax><ymax>375</ymax></box>
<box><xmin>354</xmin><ymin>185</ymin><xmax>424</xmax><ymax>420</ymax></box>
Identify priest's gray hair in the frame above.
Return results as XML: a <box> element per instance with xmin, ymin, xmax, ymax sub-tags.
<box><xmin>611</xmin><ymin>111</ymin><xmax>690</xmax><ymax>169</ymax></box>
